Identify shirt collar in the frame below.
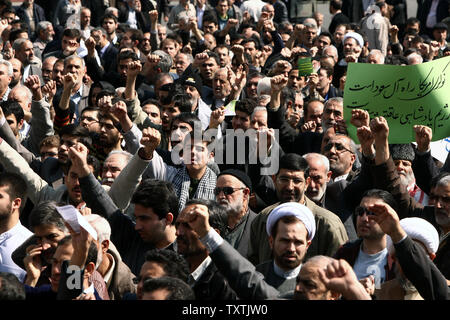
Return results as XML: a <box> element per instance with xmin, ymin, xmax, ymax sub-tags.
<box><xmin>273</xmin><ymin>261</ymin><xmax>301</xmax><ymax>279</ymax></box>
<box><xmin>189</xmin><ymin>256</ymin><xmax>212</xmax><ymax>283</ymax></box>
<box><xmin>333</xmin><ymin>173</ymin><xmax>349</xmax><ymax>182</ymax></box>
<box><xmin>103</xmin><ymin>253</ymin><xmax>116</xmax><ymax>284</ymax></box>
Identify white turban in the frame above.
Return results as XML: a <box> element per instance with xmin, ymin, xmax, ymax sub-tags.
<box><xmin>266</xmin><ymin>202</ymin><xmax>316</xmax><ymax>240</ymax></box>
<box><xmin>343</xmin><ymin>32</ymin><xmax>364</xmax><ymax>48</ymax></box>
<box><xmin>386</xmin><ymin>217</ymin><xmax>439</xmax><ymax>255</ymax></box>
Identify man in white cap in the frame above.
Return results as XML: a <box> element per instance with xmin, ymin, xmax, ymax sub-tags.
<box><xmin>255</xmin><ymin>202</ymin><xmax>315</xmax><ymax>295</ymax></box>
<box><xmin>337</xmin><ymin>31</ymin><xmax>365</xmax><ymax>67</ymax></box>
<box><xmin>367</xmin><ymin>201</ymin><xmax>448</xmax><ymax>300</ymax></box>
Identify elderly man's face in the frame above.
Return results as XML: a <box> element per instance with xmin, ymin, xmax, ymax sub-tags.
<box><xmin>270</xmin><ymin>219</ymin><xmax>310</xmax><ymax>271</ymax></box>
<box><xmin>322</xmin><ymin>135</ymin><xmax>356</xmax><ymax>178</ymax></box>
<box><xmin>305</xmin><ymin>157</ymin><xmax>330</xmax><ymax>203</ymax></box>
<box><xmin>250</xmin><ymin>110</ymin><xmax>268</xmax><ymax>130</ymax></box>
<box><xmin>367</xmin><ymin>53</ymin><xmax>383</xmax><ymax>64</ymax></box>
<box><xmin>343</xmin><ymin>37</ymin><xmax>358</xmax><ymax>56</ymax></box>
<box><xmin>305</xmin><ymin>100</ymin><xmax>324</xmax><ymax>129</ymax></box>
<box><xmin>321</xmin><ymin>100</ymin><xmax>343</xmax><ymax>131</ymax></box>
<box><xmin>303</xmin><ymin>27</ymin><xmax>317</xmax><ymax>46</ymax></box>
<box><xmin>212</xmin><ymin>69</ymin><xmax>231</xmax><ymax>99</ymax></box>
<box><xmin>275</xmin><ymin>169</ymin><xmax>309</xmax><ymax>203</ymax></box>
<box><xmin>294</xmin><ymin>263</ymin><xmax>333</xmax><ymax>300</ymax></box>
<box><xmin>394</xmin><ymin>159</ymin><xmax>415</xmax><ymax>188</ymax></box>
<box><xmin>101</xmin><ymin>153</ymin><xmax>128</xmax><ymax>186</ymax></box>
<box><xmin>430</xmin><ymin>182</ymin><xmax>450</xmax><ymax>230</ymax></box>
<box><xmin>175</xmin><ymin>53</ymin><xmax>190</xmax><ymax>76</ymax></box>
<box><xmin>215</xmin><ymin>175</ymin><xmax>247</xmax><ymax>215</ymax></box>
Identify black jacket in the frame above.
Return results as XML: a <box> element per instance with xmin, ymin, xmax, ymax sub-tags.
<box><xmin>193</xmin><ymin>262</ymin><xmax>238</xmax><ymax>300</ymax></box>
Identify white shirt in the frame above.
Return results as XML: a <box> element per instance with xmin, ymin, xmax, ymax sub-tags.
<box><xmin>273</xmin><ymin>261</ymin><xmax>301</xmax><ymax>279</ymax></box>
<box><xmin>127</xmin><ymin>8</ymin><xmax>138</xmax><ymax>29</ymax></box>
<box><xmin>0</xmin><ymin>221</ymin><xmax>33</xmax><ymax>282</ymax></box>
<box><xmin>188</xmin><ymin>256</ymin><xmax>212</xmax><ymax>286</ymax></box>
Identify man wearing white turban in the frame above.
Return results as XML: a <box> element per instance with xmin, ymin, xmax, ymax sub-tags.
<box><xmin>367</xmin><ymin>201</ymin><xmax>448</xmax><ymax>300</ymax></box>
<box><xmin>254</xmin><ymin>202</ymin><xmax>315</xmax><ymax>295</ymax></box>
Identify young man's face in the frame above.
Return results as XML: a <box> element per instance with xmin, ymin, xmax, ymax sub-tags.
<box><xmin>232</xmin><ymin>110</ymin><xmax>251</xmax><ymax>130</ymax></box>
<box><xmin>134</xmin><ymin>204</ymin><xmax>168</xmax><ymax>244</ymax></box>
<box><xmin>269</xmin><ymin>219</ymin><xmax>310</xmax><ymax>271</ymax></box>
<box><xmin>102</xmin><ymin>18</ymin><xmax>117</xmax><ymax>35</ymax></box>
<box><xmin>275</xmin><ymin>169</ymin><xmax>309</xmax><ymax>203</ymax></box>
<box><xmin>183</xmin><ymin>140</ymin><xmax>210</xmax><ymax>171</ymax></box>
<box><xmin>136</xmin><ymin>261</ymin><xmax>166</xmax><ymax>300</ymax></box>
<box><xmin>161</xmin><ymin>105</ymin><xmax>180</xmax><ymax>131</ymax></box>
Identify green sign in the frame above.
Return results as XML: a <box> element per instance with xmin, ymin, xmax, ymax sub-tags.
<box><xmin>297</xmin><ymin>57</ymin><xmax>314</xmax><ymax>77</ymax></box>
<box><xmin>343</xmin><ymin>56</ymin><xmax>450</xmax><ymax>143</ymax></box>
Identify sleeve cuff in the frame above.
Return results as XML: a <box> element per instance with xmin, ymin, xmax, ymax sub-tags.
<box><xmin>200</xmin><ymin>228</ymin><xmax>223</xmax><ymax>253</ymax></box>
<box><xmin>394</xmin><ymin>234</ymin><xmax>408</xmax><ymax>245</ymax></box>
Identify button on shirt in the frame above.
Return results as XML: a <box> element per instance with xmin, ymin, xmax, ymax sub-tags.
<box><xmin>0</xmin><ymin>221</ymin><xmax>33</xmax><ymax>282</ymax></box>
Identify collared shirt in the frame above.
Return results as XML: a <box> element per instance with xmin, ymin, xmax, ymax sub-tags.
<box><xmin>83</xmin><ymin>283</ymin><xmax>95</xmax><ymax>294</ymax></box>
<box><xmin>19</xmin><ymin>120</ymin><xmax>30</xmax><ymax>142</ymax></box>
<box><xmin>187</xmin><ymin>256</ymin><xmax>212</xmax><ymax>286</ymax></box>
<box><xmin>196</xmin><ymin>5</ymin><xmax>206</xmax><ymax>29</ymax></box>
<box><xmin>127</xmin><ymin>8</ymin><xmax>138</xmax><ymax>29</ymax></box>
<box><xmin>0</xmin><ymin>221</ymin><xmax>33</xmax><ymax>282</ymax></box>
<box><xmin>273</xmin><ymin>261</ymin><xmax>301</xmax><ymax>279</ymax></box>
<box><xmin>100</xmin><ymin>41</ymin><xmax>111</xmax><ymax>58</ymax></box>
<box><xmin>71</xmin><ymin>85</ymin><xmax>84</xmax><ymax>122</ymax></box>
<box><xmin>103</xmin><ymin>253</ymin><xmax>116</xmax><ymax>285</ymax></box>
<box><xmin>426</xmin><ymin>0</ymin><xmax>439</xmax><ymax>28</ymax></box>
<box><xmin>333</xmin><ymin>173</ymin><xmax>349</xmax><ymax>182</ymax></box>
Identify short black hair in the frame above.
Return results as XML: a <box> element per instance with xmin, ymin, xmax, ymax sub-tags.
<box><xmin>101</xmin><ymin>13</ymin><xmax>118</xmax><ymax>25</ymax></box>
<box><xmin>28</xmin><ymin>201</ymin><xmax>67</xmax><ymax>231</ymax></box>
<box><xmin>131</xmin><ymin>179</ymin><xmax>179</xmax><ymax>222</ymax></box>
<box><xmin>330</xmin><ymin>0</ymin><xmax>343</xmax><ymax>10</ymax></box>
<box><xmin>0</xmin><ymin>272</ymin><xmax>25</xmax><ymax>300</ymax></box>
<box><xmin>62</xmin><ymin>28</ymin><xmax>81</xmax><ymax>42</ymax></box>
<box><xmin>361</xmin><ymin>189</ymin><xmax>398</xmax><ymax>212</ymax></box>
<box><xmin>1</xmin><ymin>100</ymin><xmax>24</xmax><ymax>123</ymax></box>
<box><xmin>0</xmin><ymin>172</ymin><xmax>27</xmax><ymax>201</ymax></box>
<box><xmin>144</xmin><ymin>249</ymin><xmax>189</xmax><ymax>281</ymax></box>
<box><xmin>172</xmin><ymin>94</ymin><xmax>193</xmax><ymax>113</ymax></box>
<box><xmin>171</xmin><ymin>112</ymin><xmax>202</xmax><ymax>132</ymax></box>
<box><xmin>277</xmin><ymin>153</ymin><xmax>310</xmax><ymax>177</ymax></box>
<box><xmin>117</xmin><ymin>50</ymin><xmax>139</xmax><ymax>64</ymax></box>
<box><xmin>142</xmin><ymin>276</ymin><xmax>195</xmax><ymax>300</ymax></box>
<box><xmin>184</xmin><ymin>199</ymin><xmax>228</xmax><ymax>236</ymax></box>
<box><xmin>235</xmin><ymin>98</ymin><xmax>257</xmax><ymax>116</ymax></box>
<box><xmin>58</xmin><ymin>124</ymin><xmax>93</xmax><ymax>150</ymax></box>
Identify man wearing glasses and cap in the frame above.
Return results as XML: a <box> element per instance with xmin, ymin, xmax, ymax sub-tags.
<box><xmin>215</xmin><ymin>169</ymin><xmax>258</xmax><ymax>258</ymax></box>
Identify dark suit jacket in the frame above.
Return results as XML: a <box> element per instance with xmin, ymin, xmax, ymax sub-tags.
<box><xmin>118</xmin><ymin>5</ymin><xmax>151</xmax><ymax>33</ymax></box>
<box><xmin>328</xmin><ymin>12</ymin><xmax>350</xmax><ymax>36</ymax></box>
<box><xmin>16</xmin><ymin>3</ymin><xmax>46</xmax><ymax>38</ymax></box>
<box><xmin>99</xmin><ymin>43</ymin><xmax>119</xmax><ymax>75</ymax></box>
<box><xmin>193</xmin><ymin>262</ymin><xmax>238</xmax><ymax>300</ymax></box>
<box><xmin>417</xmin><ymin>0</ymin><xmax>449</xmax><ymax>31</ymax></box>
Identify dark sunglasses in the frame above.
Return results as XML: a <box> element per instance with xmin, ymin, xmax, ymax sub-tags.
<box><xmin>355</xmin><ymin>206</ymin><xmax>375</xmax><ymax>216</ymax></box>
<box><xmin>214</xmin><ymin>187</ymin><xmax>245</xmax><ymax>196</ymax></box>
<box><xmin>323</xmin><ymin>142</ymin><xmax>354</xmax><ymax>154</ymax></box>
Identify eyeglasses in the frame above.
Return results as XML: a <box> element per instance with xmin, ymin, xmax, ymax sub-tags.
<box><xmin>323</xmin><ymin>142</ymin><xmax>354</xmax><ymax>154</ymax></box>
<box><xmin>214</xmin><ymin>187</ymin><xmax>245</xmax><ymax>196</ymax></box>
<box><xmin>355</xmin><ymin>206</ymin><xmax>375</xmax><ymax>216</ymax></box>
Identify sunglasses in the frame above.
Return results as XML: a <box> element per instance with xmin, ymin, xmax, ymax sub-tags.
<box><xmin>323</xmin><ymin>142</ymin><xmax>354</xmax><ymax>154</ymax></box>
<box><xmin>355</xmin><ymin>206</ymin><xmax>376</xmax><ymax>216</ymax></box>
<box><xmin>214</xmin><ymin>187</ymin><xmax>245</xmax><ymax>196</ymax></box>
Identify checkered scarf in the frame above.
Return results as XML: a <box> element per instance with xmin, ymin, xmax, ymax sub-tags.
<box><xmin>171</xmin><ymin>166</ymin><xmax>217</xmax><ymax>212</ymax></box>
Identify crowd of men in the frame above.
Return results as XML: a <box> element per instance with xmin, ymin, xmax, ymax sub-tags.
<box><xmin>0</xmin><ymin>0</ymin><xmax>449</xmax><ymax>301</ymax></box>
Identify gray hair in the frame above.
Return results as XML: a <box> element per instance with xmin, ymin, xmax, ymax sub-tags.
<box><xmin>64</xmin><ymin>54</ymin><xmax>85</xmax><ymax>68</ymax></box>
<box><xmin>153</xmin><ymin>50</ymin><xmax>173</xmax><ymax>72</ymax></box>
<box><xmin>324</xmin><ymin>97</ymin><xmax>343</xmax><ymax>110</ymax></box>
<box><xmin>11</xmin><ymin>85</ymin><xmax>33</xmax><ymax>103</ymax></box>
<box><xmin>106</xmin><ymin>150</ymin><xmax>133</xmax><ymax>164</ymax></box>
<box><xmin>368</xmin><ymin>49</ymin><xmax>385</xmax><ymax>64</ymax></box>
<box><xmin>322</xmin><ymin>45</ymin><xmax>338</xmax><ymax>58</ymax></box>
<box><xmin>0</xmin><ymin>59</ymin><xmax>13</xmax><ymax>77</ymax></box>
<box><xmin>12</xmin><ymin>38</ymin><xmax>29</xmax><ymax>52</ymax></box>
<box><xmin>177</xmin><ymin>52</ymin><xmax>194</xmax><ymax>64</ymax></box>
<box><xmin>251</xmin><ymin>106</ymin><xmax>268</xmax><ymax>120</ymax></box>
<box><xmin>303</xmin><ymin>153</ymin><xmax>330</xmax><ymax>172</ymax></box>
<box><xmin>105</xmin><ymin>7</ymin><xmax>119</xmax><ymax>16</ymax></box>
<box><xmin>407</xmin><ymin>52</ymin><xmax>423</xmax><ymax>64</ymax></box>
<box><xmin>85</xmin><ymin>214</ymin><xmax>111</xmax><ymax>243</ymax></box>
<box><xmin>36</xmin><ymin>21</ymin><xmax>52</xmax><ymax>34</ymax></box>
<box><xmin>303</xmin><ymin>255</ymin><xmax>335</xmax><ymax>268</ymax></box>
<box><xmin>303</xmin><ymin>18</ymin><xmax>318</xmax><ymax>30</ymax></box>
